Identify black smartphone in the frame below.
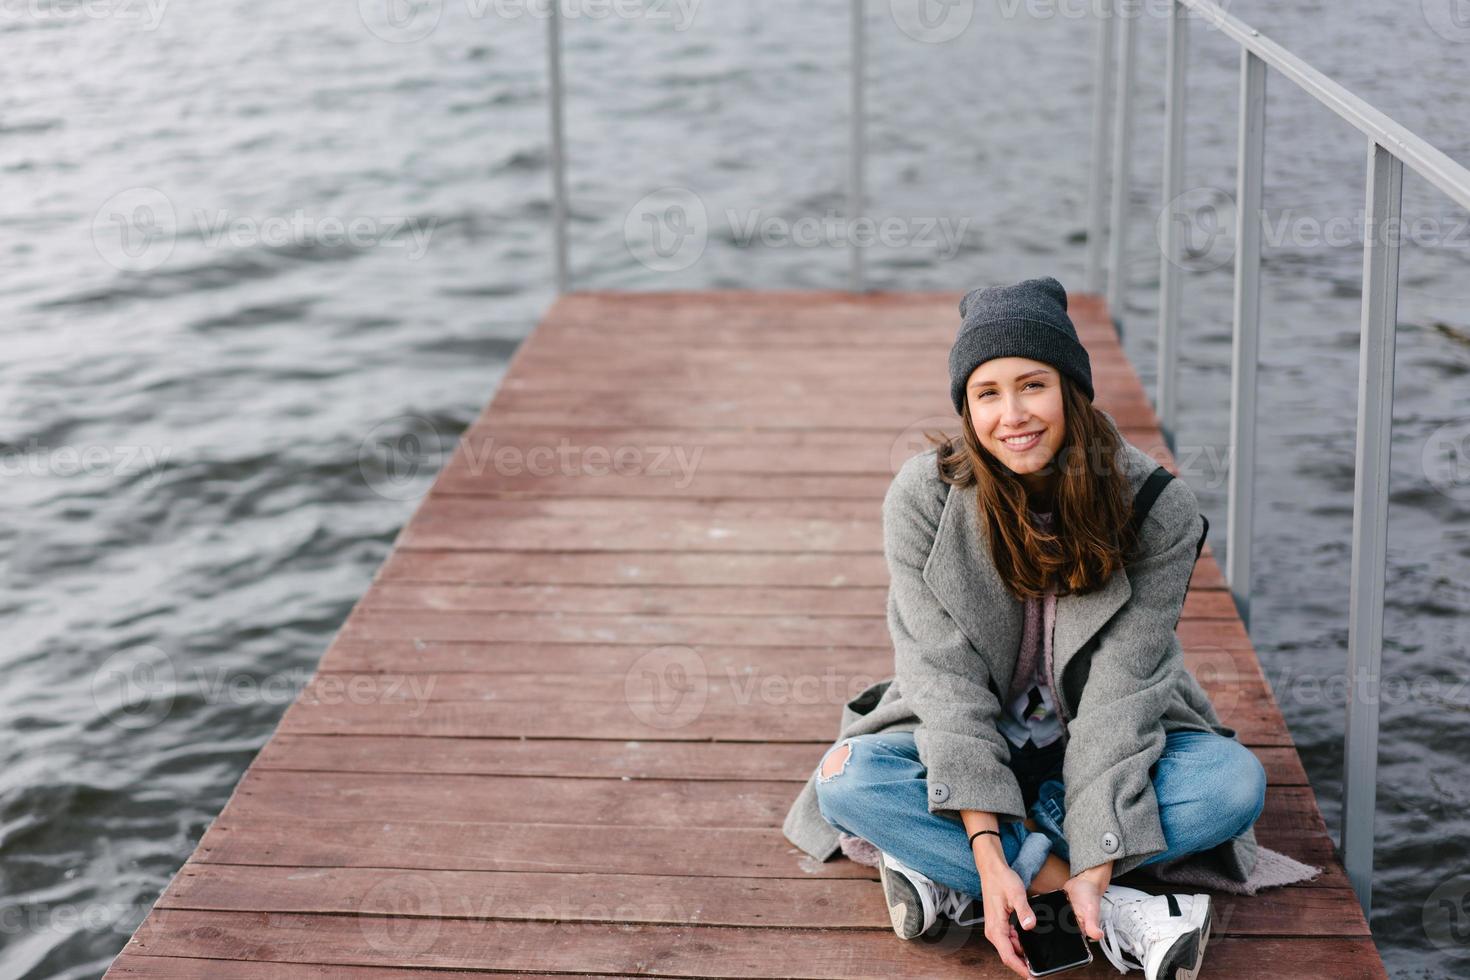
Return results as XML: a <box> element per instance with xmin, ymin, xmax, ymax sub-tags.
<box><xmin>1009</xmin><ymin>889</ymin><xmax>1093</xmax><ymax>977</ymax></box>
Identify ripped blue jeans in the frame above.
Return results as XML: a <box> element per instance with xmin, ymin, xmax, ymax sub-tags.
<box><xmin>812</xmin><ymin>729</ymin><xmax>1266</xmax><ymax>900</ymax></box>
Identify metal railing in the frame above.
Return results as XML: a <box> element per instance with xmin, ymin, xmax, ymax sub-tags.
<box><xmin>538</xmin><ymin>0</ymin><xmax>1470</xmax><ymax>919</ymax></box>
<box><xmin>1100</xmin><ymin>0</ymin><xmax>1470</xmax><ymax>918</ymax></box>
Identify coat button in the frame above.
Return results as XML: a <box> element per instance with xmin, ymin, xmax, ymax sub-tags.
<box><xmin>1101</xmin><ymin>832</ymin><xmax>1119</xmax><ymax>853</ymax></box>
<box><xmin>930</xmin><ymin>781</ymin><xmax>950</xmax><ymax>804</ymax></box>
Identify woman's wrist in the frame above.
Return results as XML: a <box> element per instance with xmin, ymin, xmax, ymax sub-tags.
<box><xmin>1072</xmin><ymin>860</ymin><xmax>1113</xmax><ymax>885</ymax></box>
<box><xmin>972</xmin><ymin>838</ymin><xmax>1010</xmax><ymax>879</ymax></box>
<box><xmin>958</xmin><ymin>811</ymin><xmax>1011</xmax><ymax>879</ymax></box>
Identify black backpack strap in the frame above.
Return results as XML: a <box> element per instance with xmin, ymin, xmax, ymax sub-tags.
<box><xmin>1130</xmin><ymin>464</ymin><xmax>1209</xmax><ymax>560</ymax></box>
<box><xmin>1129</xmin><ymin>465</ymin><xmax>1176</xmax><ymax>545</ymax></box>
<box><xmin>1130</xmin><ymin>465</ymin><xmax>1210</xmax><ymax>634</ymax></box>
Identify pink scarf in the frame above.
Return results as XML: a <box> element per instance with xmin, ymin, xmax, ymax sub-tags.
<box><xmin>1003</xmin><ymin>511</ymin><xmax>1067</xmax><ymax>739</ymax></box>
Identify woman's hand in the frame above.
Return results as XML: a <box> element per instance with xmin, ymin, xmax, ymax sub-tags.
<box><xmin>978</xmin><ymin>863</ymin><xmax>1035</xmax><ymax>978</ymax></box>
<box><xmin>1062</xmin><ymin>860</ymin><xmax>1114</xmax><ymax>942</ymax></box>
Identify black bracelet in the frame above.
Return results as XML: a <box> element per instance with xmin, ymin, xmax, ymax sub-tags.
<box><xmin>968</xmin><ymin>829</ymin><xmax>1002</xmax><ymax>847</ymax></box>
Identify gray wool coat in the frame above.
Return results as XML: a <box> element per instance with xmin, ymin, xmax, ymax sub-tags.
<box><xmin>781</xmin><ymin>437</ymin><xmax>1259</xmax><ymax>883</ymax></box>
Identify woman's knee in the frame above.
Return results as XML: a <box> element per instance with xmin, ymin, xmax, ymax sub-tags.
<box><xmin>814</xmin><ymin>738</ymin><xmax>859</xmax><ymax>810</ymax></box>
<box><xmin>813</xmin><ymin>735</ymin><xmax>909</xmax><ymax>820</ymax></box>
<box><xmin>1156</xmin><ymin>734</ymin><xmax>1267</xmax><ymax>845</ymax></box>
<box><xmin>1222</xmin><ymin>743</ymin><xmax>1267</xmax><ymax>830</ymax></box>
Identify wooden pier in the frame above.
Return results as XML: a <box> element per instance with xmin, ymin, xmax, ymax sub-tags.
<box><xmin>105</xmin><ymin>290</ymin><xmax>1386</xmax><ymax>978</ymax></box>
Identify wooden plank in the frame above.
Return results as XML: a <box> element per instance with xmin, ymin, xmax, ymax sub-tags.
<box><xmin>474</xmin><ymin>391</ymin><xmax>1163</xmax><ymax>432</ymax></box>
<box><xmin>492</xmin><ymin>355</ymin><xmax>1139</xmax><ymax>391</ymax></box>
<box><xmin>106</xmin><ymin>955</ymin><xmax>603</xmax><ymax>979</ymax></box>
<box><xmin>158</xmin><ymin>863</ymin><xmax>1366</xmax><ymax>937</ymax></box>
<box><xmin>445</xmin><ymin>421</ymin><xmax>1167</xmax><ymax>451</ymax></box>
<box><xmin>117</xmin><ymin>909</ymin><xmax>1388</xmax><ymax>978</ymax></box>
<box><xmin>212</xmin><ymin>771</ymin><xmax>1326</xmax><ymax>839</ymax></box>
<box><xmin>277</xmin><ymin>682</ymin><xmax>1293</xmax><ymax>745</ymax></box>
<box><xmin>292</xmin><ymin>667</ymin><xmax>1285</xmax><ymax>723</ymax></box>
<box><xmin>352</xmin><ymin>582</ymin><xmax>1238</xmax><ymax>620</ymax></box>
<box><xmin>374</xmin><ymin>547</ymin><xmax>1226</xmax><ymax>591</ymax></box>
<box><xmin>251</xmin><ymin>735</ymin><xmax>1310</xmax><ymax>786</ymax></box>
<box><xmin>332</xmin><ymin>609</ymin><xmax>1255</xmax><ymax>650</ymax></box>
<box><xmin>433</xmin><ymin>469</ymin><xmax>898</xmax><ymax>499</ymax></box>
<box><xmin>315</xmin><ymin>637</ymin><xmax>1263</xmax><ymax>681</ymax></box>
<box><xmin>192</xmin><ymin>819</ymin><xmax>1348</xmax><ymax>889</ymax></box>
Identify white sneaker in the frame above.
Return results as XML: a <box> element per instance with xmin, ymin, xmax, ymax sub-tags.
<box><xmin>876</xmin><ymin>850</ymin><xmax>984</xmax><ymax>940</ymax></box>
<box><xmin>1097</xmin><ymin>883</ymin><xmax>1212</xmax><ymax>979</ymax></box>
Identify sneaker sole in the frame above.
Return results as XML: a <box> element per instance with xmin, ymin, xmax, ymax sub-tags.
<box><xmin>877</xmin><ymin>858</ymin><xmax>926</xmax><ymax>941</ymax></box>
<box><xmin>1179</xmin><ymin>907</ymin><xmax>1213</xmax><ymax>980</ymax></box>
<box><xmin>1156</xmin><ymin>927</ymin><xmax>1201</xmax><ymax>980</ymax></box>
<box><xmin>1161</xmin><ymin>898</ymin><xmax>1213</xmax><ymax>980</ymax></box>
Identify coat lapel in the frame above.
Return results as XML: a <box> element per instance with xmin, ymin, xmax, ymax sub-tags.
<box><xmin>1052</xmin><ymin>558</ymin><xmax>1131</xmax><ymax>685</ymax></box>
<box><xmin>921</xmin><ymin>480</ymin><xmax>1023</xmax><ymax>696</ymax></box>
<box><xmin>919</xmin><ymin>475</ymin><xmax>1134</xmax><ymax>698</ymax></box>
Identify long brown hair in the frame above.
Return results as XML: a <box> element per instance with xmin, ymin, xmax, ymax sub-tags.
<box><xmin>920</xmin><ymin>375</ymin><xmax>1138</xmax><ymax>601</ymax></box>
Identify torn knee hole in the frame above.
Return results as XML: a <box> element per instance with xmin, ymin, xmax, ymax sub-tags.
<box><xmin>819</xmin><ymin>742</ymin><xmax>853</xmax><ymax>782</ymax></box>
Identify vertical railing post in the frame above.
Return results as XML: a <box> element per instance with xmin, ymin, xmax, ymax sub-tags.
<box><xmin>1341</xmin><ymin>140</ymin><xmax>1402</xmax><ymax>919</ymax></box>
<box><xmin>1105</xmin><ymin>0</ymin><xmax>1136</xmax><ymax>336</ymax></box>
<box><xmin>1156</xmin><ymin>1</ymin><xmax>1189</xmax><ymax>455</ymax></box>
<box><xmin>849</xmin><ymin>0</ymin><xmax>866</xmax><ymax>292</ymax></box>
<box><xmin>1226</xmin><ymin>49</ymin><xmax>1265</xmax><ymax>631</ymax></box>
<box><xmin>1084</xmin><ymin>0</ymin><xmax>1115</xmax><ymax>295</ymax></box>
<box><xmin>547</xmin><ymin>0</ymin><xmax>568</xmax><ymax>295</ymax></box>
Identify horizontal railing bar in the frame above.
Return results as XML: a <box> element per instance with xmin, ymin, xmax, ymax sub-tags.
<box><xmin>1176</xmin><ymin>0</ymin><xmax>1470</xmax><ymax>213</ymax></box>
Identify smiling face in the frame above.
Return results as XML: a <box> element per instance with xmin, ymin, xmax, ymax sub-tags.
<box><xmin>965</xmin><ymin>356</ymin><xmax>1067</xmax><ymax>495</ymax></box>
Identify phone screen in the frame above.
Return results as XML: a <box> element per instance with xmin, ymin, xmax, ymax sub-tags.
<box><xmin>1010</xmin><ymin>889</ymin><xmax>1092</xmax><ymax>976</ymax></box>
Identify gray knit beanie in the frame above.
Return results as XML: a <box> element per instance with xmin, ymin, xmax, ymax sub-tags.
<box><xmin>948</xmin><ymin>276</ymin><xmax>1094</xmax><ymax>415</ymax></box>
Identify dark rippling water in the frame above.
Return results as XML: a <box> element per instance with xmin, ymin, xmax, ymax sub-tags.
<box><xmin>3</xmin><ymin>1</ymin><xmax>1468</xmax><ymax>976</ymax></box>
